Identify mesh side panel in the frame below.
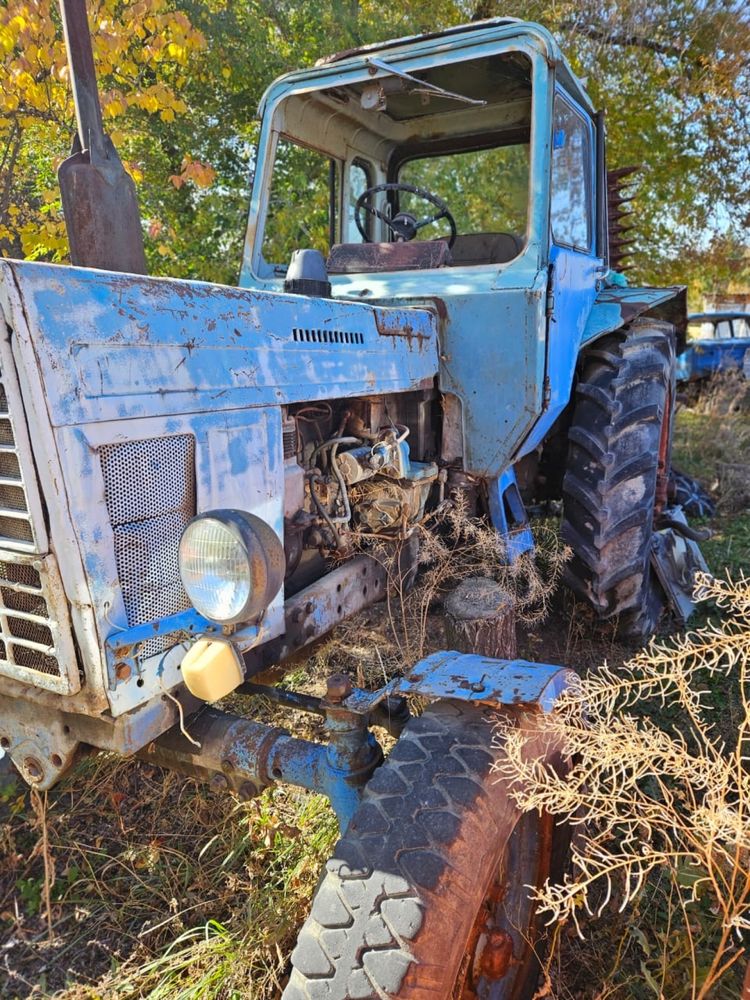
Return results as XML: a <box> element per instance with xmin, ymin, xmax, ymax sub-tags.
<box><xmin>0</xmin><ymin>562</ymin><xmax>41</xmax><ymax>587</ymax></box>
<box><xmin>0</xmin><ymin>483</ymin><xmax>28</xmax><ymax>511</ymax></box>
<box><xmin>7</xmin><ymin>617</ymin><xmax>53</xmax><ymax>647</ymax></box>
<box><xmin>1</xmin><ymin>587</ymin><xmax>47</xmax><ymax>616</ymax></box>
<box><xmin>100</xmin><ymin>436</ymin><xmax>196</xmax><ymax>525</ymax></box>
<box><xmin>0</xmin><ymin>371</ymin><xmax>34</xmax><ymax>549</ymax></box>
<box><xmin>113</xmin><ymin>513</ymin><xmax>192</xmax><ymax>626</ymax></box>
<box><xmin>0</xmin><ymin>453</ymin><xmax>21</xmax><ymax>480</ymax></box>
<box><xmin>0</xmin><ymin>561</ymin><xmax>62</xmax><ymax>678</ymax></box>
<box><xmin>101</xmin><ymin>436</ymin><xmax>196</xmax><ymax>663</ymax></box>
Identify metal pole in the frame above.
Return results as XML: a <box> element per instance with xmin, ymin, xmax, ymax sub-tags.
<box><xmin>58</xmin><ymin>0</ymin><xmax>105</xmax><ymax>157</ymax></box>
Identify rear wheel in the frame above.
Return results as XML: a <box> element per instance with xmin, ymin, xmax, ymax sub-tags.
<box><xmin>560</xmin><ymin>319</ymin><xmax>676</xmax><ymax>639</ymax></box>
<box><xmin>283</xmin><ymin>700</ymin><xmax>565</xmax><ymax>1000</ymax></box>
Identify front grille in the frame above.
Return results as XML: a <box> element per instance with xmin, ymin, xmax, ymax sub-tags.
<box><xmin>100</xmin><ymin>435</ymin><xmax>196</xmax><ymax>661</ymax></box>
<box><xmin>0</xmin><ymin>365</ymin><xmax>37</xmax><ymax>549</ymax></box>
<box><xmin>0</xmin><ymin>332</ymin><xmax>79</xmax><ymax>693</ymax></box>
<box><xmin>0</xmin><ymin>559</ymin><xmax>63</xmax><ymax>679</ymax></box>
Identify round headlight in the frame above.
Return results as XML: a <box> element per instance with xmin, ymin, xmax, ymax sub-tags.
<box><xmin>179</xmin><ymin>510</ymin><xmax>285</xmax><ymax>624</ymax></box>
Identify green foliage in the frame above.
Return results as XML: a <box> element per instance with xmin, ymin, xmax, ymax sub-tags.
<box><xmin>262</xmin><ymin>139</ymin><xmax>332</xmax><ymax>265</ymax></box>
<box><xmin>3</xmin><ymin>0</ymin><xmax>749</xmax><ymax>292</ymax></box>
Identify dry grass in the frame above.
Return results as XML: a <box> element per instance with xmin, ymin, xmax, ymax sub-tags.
<box><xmin>371</xmin><ymin>499</ymin><xmax>570</xmax><ymax>665</ymax></box>
<box><xmin>0</xmin><ymin>727</ymin><xmax>338</xmax><ymax>998</ymax></box>
<box><xmin>675</xmin><ymin>377</ymin><xmax>750</xmax><ymax>514</ymax></box>
<box><xmin>497</xmin><ymin>573</ymin><xmax>750</xmax><ymax>999</ymax></box>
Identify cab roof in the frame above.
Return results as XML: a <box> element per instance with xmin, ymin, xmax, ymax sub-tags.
<box><xmin>257</xmin><ymin>18</ymin><xmax>595</xmax><ymax>118</ymax></box>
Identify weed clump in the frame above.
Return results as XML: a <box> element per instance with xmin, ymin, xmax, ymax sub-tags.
<box><xmin>377</xmin><ymin>496</ymin><xmax>571</xmax><ymax>664</ymax></box>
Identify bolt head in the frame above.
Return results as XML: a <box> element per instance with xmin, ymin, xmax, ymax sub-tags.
<box><xmin>326</xmin><ymin>673</ymin><xmax>353</xmax><ymax>703</ymax></box>
<box><xmin>115</xmin><ymin>661</ymin><xmax>132</xmax><ymax>682</ymax></box>
<box><xmin>210</xmin><ymin>773</ymin><xmax>229</xmax><ymax>792</ymax></box>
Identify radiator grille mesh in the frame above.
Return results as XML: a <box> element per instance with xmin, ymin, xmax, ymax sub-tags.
<box><xmin>0</xmin><ymin>560</ymin><xmax>60</xmax><ymax>677</ymax></box>
<box><xmin>0</xmin><ymin>363</ymin><xmax>37</xmax><ymax>547</ymax></box>
<box><xmin>100</xmin><ymin>436</ymin><xmax>196</xmax><ymax>661</ymax></box>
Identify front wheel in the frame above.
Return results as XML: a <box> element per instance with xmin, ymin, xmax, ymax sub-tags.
<box><xmin>283</xmin><ymin>700</ymin><xmax>564</xmax><ymax>1000</ymax></box>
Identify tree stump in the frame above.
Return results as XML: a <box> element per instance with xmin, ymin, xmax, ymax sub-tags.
<box><xmin>444</xmin><ymin>576</ymin><xmax>517</xmax><ymax>659</ymax></box>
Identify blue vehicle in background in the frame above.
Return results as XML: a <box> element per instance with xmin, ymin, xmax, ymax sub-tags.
<box><xmin>676</xmin><ymin>311</ymin><xmax>750</xmax><ymax>385</ymax></box>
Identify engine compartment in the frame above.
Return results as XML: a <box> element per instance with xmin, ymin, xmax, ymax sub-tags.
<box><xmin>282</xmin><ymin>389</ymin><xmax>443</xmax><ymax>592</ymax></box>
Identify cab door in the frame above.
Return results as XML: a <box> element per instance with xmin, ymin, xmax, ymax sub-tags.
<box><xmin>543</xmin><ymin>91</ymin><xmax>602</xmax><ymax>430</ymax></box>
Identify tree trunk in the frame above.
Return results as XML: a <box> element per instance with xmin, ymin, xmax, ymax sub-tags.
<box><xmin>444</xmin><ymin>576</ymin><xmax>517</xmax><ymax>659</ymax></box>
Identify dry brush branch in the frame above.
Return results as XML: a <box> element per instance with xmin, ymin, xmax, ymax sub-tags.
<box><xmin>495</xmin><ymin>573</ymin><xmax>750</xmax><ymax>998</ymax></box>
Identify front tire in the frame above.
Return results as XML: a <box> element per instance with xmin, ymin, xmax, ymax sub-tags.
<box><xmin>560</xmin><ymin>319</ymin><xmax>676</xmax><ymax>639</ymax></box>
<box><xmin>284</xmin><ymin>700</ymin><xmax>563</xmax><ymax>1000</ymax></box>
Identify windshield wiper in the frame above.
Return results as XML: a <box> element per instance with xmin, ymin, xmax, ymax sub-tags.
<box><xmin>364</xmin><ymin>57</ymin><xmax>487</xmax><ymax>107</ymax></box>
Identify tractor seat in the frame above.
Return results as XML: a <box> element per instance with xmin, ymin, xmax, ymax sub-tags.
<box><xmin>327</xmin><ymin>240</ymin><xmax>452</xmax><ymax>273</ymax></box>
<box><xmin>326</xmin><ymin>232</ymin><xmax>523</xmax><ymax>274</ymax></box>
<box><xmin>448</xmin><ymin>232</ymin><xmax>523</xmax><ymax>265</ymax></box>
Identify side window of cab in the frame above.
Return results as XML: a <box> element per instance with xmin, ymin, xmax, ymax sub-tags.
<box><xmin>550</xmin><ymin>94</ymin><xmax>593</xmax><ymax>252</ymax></box>
<box><xmin>262</xmin><ymin>137</ymin><xmax>336</xmax><ymax>267</ymax></box>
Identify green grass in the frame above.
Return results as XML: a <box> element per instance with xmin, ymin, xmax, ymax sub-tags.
<box><xmin>672</xmin><ymin>401</ymin><xmax>750</xmax><ymax>578</ymax></box>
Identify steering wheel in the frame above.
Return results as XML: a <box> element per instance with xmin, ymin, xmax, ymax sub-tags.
<box><xmin>354</xmin><ymin>182</ymin><xmax>457</xmax><ymax>248</ymax></box>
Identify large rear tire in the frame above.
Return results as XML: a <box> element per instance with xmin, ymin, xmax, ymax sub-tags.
<box><xmin>283</xmin><ymin>700</ymin><xmax>564</xmax><ymax>1000</ymax></box>
<box><xmin>560</xmin><ymin>319</ymin><xmax>676</xmax><ymax>640</ymax></box>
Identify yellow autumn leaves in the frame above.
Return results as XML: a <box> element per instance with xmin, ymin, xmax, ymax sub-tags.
<box><xmin>0</xmin><ymin>0</ymin><xmax>209</xmax><ymax>263</ymax></box>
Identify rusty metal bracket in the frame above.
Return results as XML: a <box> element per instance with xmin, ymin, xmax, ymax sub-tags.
<box><xmin>104</xmin><ymin>609</ymin><xmax>231</xmax><ymax>689</ymax></box>
<box><xmin>651</xmin><ymin>507</ymin><xmax>711</xmax><ymax>623</ymax></box>
<box><xmin>243</xmin><ymin>555</ymin><xmax>388</xmax><ymax>676</ymax></box>
<box><xmin>341</xmin><ymin>651</ymin><xmax>574</xmax><ymax>715</ymax></box>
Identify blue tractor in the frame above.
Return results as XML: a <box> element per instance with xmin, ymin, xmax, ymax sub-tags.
<box><xmin>0</xmin><ymin>11</ymin><xmax>706</xmax><ymax>998</ymax></box>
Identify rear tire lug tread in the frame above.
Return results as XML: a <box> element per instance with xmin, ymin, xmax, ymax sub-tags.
<box><xmin>561</xmin><ymin>319</ymin><xmax>676</xmax><ymax>640</ymax></box>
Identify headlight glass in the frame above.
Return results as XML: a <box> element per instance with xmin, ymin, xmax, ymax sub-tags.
<box><xmin>179</xmin><ymin>517</ymin><xmax>252</xmax><ymax>623</ymax></box>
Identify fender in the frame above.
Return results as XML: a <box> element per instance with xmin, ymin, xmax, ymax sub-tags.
<box><xmin>582</xmin><ymin>284</ymin><xmax>688</xmax><ymax>353</ymax></box>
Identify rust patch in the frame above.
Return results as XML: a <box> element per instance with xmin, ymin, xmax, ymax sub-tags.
<box><xmin>477</xmin><ymin>929</ymin><xmax>515</xmax><ymax>980</ymax></box>
<box><xmin>374</xmin><ymin>310</ymin><xmax>432</xmax><ymax>351</ymax></box>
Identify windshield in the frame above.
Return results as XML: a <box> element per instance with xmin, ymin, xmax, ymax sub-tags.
<box><xmin>257</xmin><ymin>49</ymin><xmax>533</xmax><ymax>273</ymax></box>
<box><xmin>687</xmin><ymin>318</ymin><xmax>750</xmax><ymax>341</ymax></box>
<box><xmin>396</xmin><ymin>142</ymin><xmax>529</xmax><ymax>243</ymax></box>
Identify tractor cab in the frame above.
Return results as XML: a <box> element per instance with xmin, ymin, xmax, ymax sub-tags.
<box><xmin>243</xmin><ymin>19</ymin><xmax>601</xmax><ymax>292</ymax></box>
<box><xmin>241</xmin><ymin>19</ymin><xmax>606</xmax><ymax>517</ymax></box>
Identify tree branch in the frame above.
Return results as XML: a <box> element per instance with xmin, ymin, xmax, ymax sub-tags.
<box><xmin>561</xmin><ymin>21</ymin><xmax>687</xmax><ymax>59</ymax></box>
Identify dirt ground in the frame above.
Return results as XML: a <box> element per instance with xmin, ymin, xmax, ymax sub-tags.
<box><xmin>1</xmin><ymin>395</ymin><xmax>748</xmax><ymax>999</ymax></box>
